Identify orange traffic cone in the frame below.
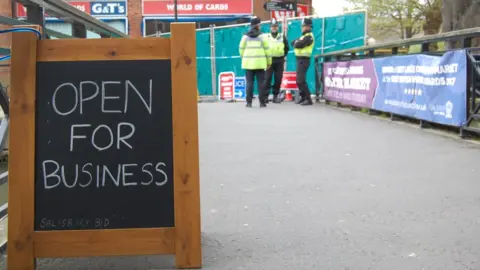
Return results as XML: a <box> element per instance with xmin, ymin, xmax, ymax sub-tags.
<box><xmin>285</xmin><ymin>90</ymin><xmax>293</xmax><ymax>101</ymax></box>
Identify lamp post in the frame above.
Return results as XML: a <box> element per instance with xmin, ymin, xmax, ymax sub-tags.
<box><xmin>295</xmin><ymin>0</ymin><xmax>298</xmax><ymax>17</ymax></box>
<box><xmin>174</xmin><ymin>0</ymin><xmax>178</xmax><ymax>22</ymax></box>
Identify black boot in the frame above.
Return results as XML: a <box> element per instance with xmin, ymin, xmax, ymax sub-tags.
<box><xmin>300</xmin><ymin>99</ymin><xmax>313</xmax><ymax>106</ymax></box>
<box><xmin>260</xmin><ymin>102</ymin><xmax>267</xmax><ymax>108</ymax></box>
<box><xmin>246</xmin><ymin>103</ymin><xmax>252</xmax><ymax>108</ymax></box>
<box><xmin>296</xmin><ymin>97</ymin><xmax>305</xmax><ymax>104</ymax></box>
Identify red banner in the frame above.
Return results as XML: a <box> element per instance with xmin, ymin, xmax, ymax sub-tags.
<box><xmin>143</xmin><ymin>0</ymin><xmax>253</xmax><ymax>16</ymax></box>
<box><xmin>271</xmin><ymin>4</ymin><xmax>309</xmax><ymax>21</ymax></box>
<box><xmin>16</xmin><ymin>2</ymin><xmax>91</xmax><ymax>17</ymax></box>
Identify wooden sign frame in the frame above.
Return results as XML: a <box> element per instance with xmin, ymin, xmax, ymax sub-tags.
<box><xmin>8</xmin><ymin>23</ymin><xmax>202</xmax><ymax>269</ymax></box>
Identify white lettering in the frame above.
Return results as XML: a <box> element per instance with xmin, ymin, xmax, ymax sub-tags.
<box><xmin>61</xmin><ymin>164</ymin><xmax>79</xmax><ymax>188</ymax></box>
<box><xmin>102</xmin><ymin>164</ymin><xmax>120</xmax><ymax>186</ymax></box>
<box><xmin>80</xmin><ymin>163</ymin><xmax>93</xmax><ymax>187</ymax></box>
<box><xmin>205</xmin><ymin>4</ymin><xmax>228</xmax><ymax>10</ymax></box>
<box><xmin>141</xmin><ymin>163</ymin><xmax>154</xmax><ymax>186</ymax></box>
<box><xmin>155</xmin><ymin>162</ymin><xmax>168</xmax><ymax>186</ymax></box>
<box><xmin>79</xmin><ymin>81</ymin><xmax>99</xmax><ymax>114</ymax></box>
<box><xmin>101</xmin><ymin>81</ymin><xmax>122</xmax><ymax>113</ymax></box>
<box><xmin>91</xmin><ymin>3</ymin><xmax>102</xmax><ymax>13</ymax></box>
<box><xmin>43</xmin><ymin>160</ymin><xmax>62</xmax><ymax>189</ymax></box>
<box><xmin>125</xmin><ymin>80</ymin><xmax>152</xmax><ymax>114</ymax></box>
<box><xmin>122</xmin><ymin>164</ymin><xmax>138</xmax><ymax>186</ymax></box>
<box><xmin>70</xmin><ymin>124</ymin><xmax>91</xmax><ymax>151</ymax></box>
<box><xmin>117</xmin><ymin>122</ymin><xmax>135</xmax><ymax>149</ymax></box>
<box><xmin>52</xmin><ymin>83</ymin><xmax>78</xmax><ymax>116</ymax></box>
<box><xmin>91</xmin><ymin>124</ymin><xmax>114</xmax><ymax>151</ymax></box>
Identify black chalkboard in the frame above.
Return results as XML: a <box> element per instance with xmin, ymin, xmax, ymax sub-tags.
<box><xmin>34</xmin><ymin>60</ymin><xmax>174</xmax><ymax>231</ymax></box>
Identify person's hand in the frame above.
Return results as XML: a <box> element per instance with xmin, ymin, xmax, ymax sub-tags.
<box><xmin>266</xmin><ymin>65</ymin><xmax>271</xmax><ymax>70</ymax></box>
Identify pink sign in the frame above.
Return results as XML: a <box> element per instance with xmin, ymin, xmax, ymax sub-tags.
<box><xmin>281</xmin><ymin>72</ymin><xmax>298</xmax><ymax>90</ymax></box>
<box><xmin>218</xmin><ymin>72</ymin><xmax>235</xmax><ymax>100</ymax></box>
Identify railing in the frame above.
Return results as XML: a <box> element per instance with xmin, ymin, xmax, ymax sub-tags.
<box><xmin>314</xmin><ymin>27</ymin><xmax>480</xmax><ymax>137</ymax></box>
<box><xmin>0</xmin><ymin>82</ymin><xmax>9</xmax><ymax>223</ymax></box>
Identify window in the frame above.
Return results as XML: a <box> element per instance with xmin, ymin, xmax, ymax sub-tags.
<box><xmin>145</xmin><ymin>20</ymin><xmax>171</xmax><ymax>36</ymax></box>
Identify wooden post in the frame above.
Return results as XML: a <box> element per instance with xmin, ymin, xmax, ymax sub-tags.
<box><xmin>8</xmin><ymin>25</ymin><xmax>41</xmax><ymax>270</ymax></box>
<box><xmin>170</xmin><ymin>23</ymin><xmax>202</xmax><ymax>268</ymax></box>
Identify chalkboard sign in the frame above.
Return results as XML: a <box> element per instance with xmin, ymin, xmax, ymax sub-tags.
<box><xmin>35</xmin><ymin>60</ymin><xmax>175</xmax><ymax>230</ymax></box>
<box><xmin>9</xmin><ymin>24</ymin><xmax>201</xmax><ymax>270</ymax></box>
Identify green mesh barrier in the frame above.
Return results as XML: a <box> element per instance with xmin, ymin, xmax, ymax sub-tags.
<box><xmin>196</xmin><ymin>29</ymin><xmax>213</xmax><ymax>95</ymax></box>
<box><xmin>323</xmin><ymin>12</ymin><xmax>366</xmax><ymax>54</ymax></box>
<box><xmin>166</xmin><ymin>12</ymin><xmax>366</xmax><ymax>96</ymax></box>
<box><xmin>214</xmin><ymin>23</ymin><xmax>283</xmax><ymax>95</ymax></box>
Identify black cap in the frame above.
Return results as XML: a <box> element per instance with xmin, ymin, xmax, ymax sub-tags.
<box><xmin>250</xmin><ymin>16</ymin><xmax>261</xmax><ymax>27</ymax></box>
<box><xmin>302</xmin><ymin>18</ymin><xmax>313</xmax><ymax>27</ymax></box>
<box><xmin>271</xmin><ymin>18</ymin><xmax>279</xmax><ymax>26</ymax></box>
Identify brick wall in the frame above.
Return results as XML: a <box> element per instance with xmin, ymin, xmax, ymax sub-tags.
<box><xmin>128</xmin><ymin>0</ymin><xmax>142</xmax><ymax>37</ymax></box>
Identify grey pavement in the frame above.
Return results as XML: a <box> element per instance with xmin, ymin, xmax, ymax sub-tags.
<box><xmin>4</xmin><ymin>102</ymin><xmax>480</xmax><ymax>269</ymax></box>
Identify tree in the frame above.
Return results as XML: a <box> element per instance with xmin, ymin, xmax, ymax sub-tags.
<box><xmin>442</xmin><ymin>0</ymin><xmax>480</xmax><ymax>48</ymax></box>
<box><xmin>345</xmin><ymin>0</ymin><xmax>441</xmax><ymax>41</ymax></box>
<box><xmin>419</xmin><ymin>0</ymin><xmax>442</xmax><ymax>35</ymax></box>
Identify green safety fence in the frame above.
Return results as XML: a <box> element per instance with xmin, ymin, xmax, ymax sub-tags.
<box><xmin>162</xmin><ymin>11</ymin><xmax>366</xmax><ymax>96</ymax></box>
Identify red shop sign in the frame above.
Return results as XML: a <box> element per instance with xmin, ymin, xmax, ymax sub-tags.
<box><xmin>271</xmin><ymin>4</ymin><xmax>309</xmax><ymax>21</ymax></box>
<box><xmin>16</xmin><ymin>2</ymin><xmax>91</xmax><ymax>18</ymax></box>
<box><xmin>143</xmin><ymin>0</ymin><xmax>253</xmax><ymax>16</ymax></box>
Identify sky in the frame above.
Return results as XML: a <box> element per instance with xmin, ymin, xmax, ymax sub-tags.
<box><xmin>312</xmin><ymin>0</ymin><xmax>351</xmax><ymax>17</ymax></box>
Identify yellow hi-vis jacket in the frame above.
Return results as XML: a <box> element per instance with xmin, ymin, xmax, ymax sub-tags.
<box><xmin>266</xmin><ymin>33</ymin><xmax>285</xmax><ymax>58</ymax></box>
<box><xmin>239</xmin><ymin>34</ymin><xmax>272</xmax><ymax>70</ymax></box>
<box><xmin>294</xmin><ymin>32</ymin><xmax>314</xmax><ymax>57</ymax></box>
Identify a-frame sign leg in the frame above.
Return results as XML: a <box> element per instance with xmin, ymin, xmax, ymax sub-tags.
<box><xmin>8</xmin><ymin>25</ymin><xmax>41</xmax><ymax>270</ymax></box>
<box><xmin>170</xmin><ymin>22</ymin><xmax>202</xmax><ymax>269</ymax></box>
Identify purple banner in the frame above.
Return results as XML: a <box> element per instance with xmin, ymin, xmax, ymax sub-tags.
<box><xmin>323</xmin><ymin>59</ymin><xmax>378</xmax><ymax>108</ymax></box>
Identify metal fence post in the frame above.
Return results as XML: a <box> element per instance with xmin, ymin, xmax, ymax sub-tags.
<box><xmin>210</xmin><ymin>24</ymin><xmax>217</xmax><ymax>97</ymax></box>
<box><xmin>321</xmin><ymin>16</ymin><xmax>325</xmax><ymax>55</ymax></box>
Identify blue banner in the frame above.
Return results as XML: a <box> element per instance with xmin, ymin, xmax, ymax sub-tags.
<box><xmin>372</xmin><ymin>50</ymin><xmax>467</xmax><ymax>127</ymax></box>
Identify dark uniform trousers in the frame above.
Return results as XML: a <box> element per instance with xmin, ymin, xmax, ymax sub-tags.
<box><xmin>296</xmin><ymin>57</ymin><xmax>311</xmax><ymax>100</ymax></box>
<box><xmin>265</xmin><ymin>60</ymin><xmax>284</xmax><ymax>98</ymax></box>
<box><xmin>246</xmin><ymin>69</ymin><xmax>266</xmax><ymax>104</ymax></box>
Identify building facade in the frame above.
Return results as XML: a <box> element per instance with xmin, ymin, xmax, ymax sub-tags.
<box><xmin>0</xmin><ymin>0</ymin><xmax>12</xmax><ymax>87</ymax></box>
<box><xmin>13</xmin><ymin>0</ymin><xmax>312</xmax><ymax>37</ymax></box>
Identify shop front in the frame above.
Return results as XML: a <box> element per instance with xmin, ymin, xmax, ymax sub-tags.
<box><xmin>142</xmin><ymin>0</ymin><xmax>253</xmax><ymax>36</ymax></box>
<box><xmin>16</xmin><ymin>0</ymin><xmax>128</xmax><ymax>38</ymax></box>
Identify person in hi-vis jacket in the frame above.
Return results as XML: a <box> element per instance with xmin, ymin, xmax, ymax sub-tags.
<box><xmin>264</xmin><ymin>18</ymin><xmax>289</xmax><ymax>104</ymax></box>
<box><xmin>292</xmin><ymin>18</ymin><xmax>315</xmax><ymax>106</ymax></box>
<box><xmin>239</xmin><ymin>16</ymin><xmax>272</xmax><ymax>108</ymax></box>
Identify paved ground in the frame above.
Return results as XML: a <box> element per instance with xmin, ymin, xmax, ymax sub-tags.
<box><xmin>3</xmin><ymin>102</ymin><xmax>480</xmax><ymax>269</ymax></box>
